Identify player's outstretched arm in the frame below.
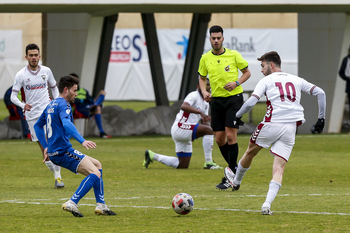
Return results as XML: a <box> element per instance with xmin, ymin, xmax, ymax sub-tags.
<box><xmin>236</xmin><ymin>95</ymin><xmax>259</xmax><ymax>118</ymax></box>
<box><xmin>62</xmin><ymin>118</ymin><xmax>97</xmax><ymax>150</ymax></box>
<box><xmin>62</xmin><ymin>117</ymin><xmax>86</xmax><ymax>144</ymax></box>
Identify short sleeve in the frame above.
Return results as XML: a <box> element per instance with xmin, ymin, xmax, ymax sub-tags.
<box><xmin>198</xmin><ymin>55</ymin><xmax>208</xmax><ymax>77</ymax></box>
<box><xmin>300</xmin><ymin>78</ymin><xmax>316</xmax><ymax>94</ymax></box>
<box><xmin>12</xmin><ymin>73</ymin><xmax>23</xmax><ymax>92</ymax></box>
<box><xmin>47</xmin><ymin>68</ymin><xmax>57</xmax><ymax>88</ymax></box>
<box><xmin>183</xmin><ymin>92</ymin><xmax>197</xmax><ymax>106</ymax></box>
<box><xmin>235</xmin><ymin>51</ymin><xmax>249</xmax><ymax>71</ymax></box>
<box><xmin>252</xmin><ymin>78</ymin><xmax>268</xmax><ymax>99</ymax></box>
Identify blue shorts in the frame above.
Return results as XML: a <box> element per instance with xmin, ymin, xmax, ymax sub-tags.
<box><xmin>49</xmin><ymin>147</ymin><xmax>86</xmax><ymax>174</ymax></box>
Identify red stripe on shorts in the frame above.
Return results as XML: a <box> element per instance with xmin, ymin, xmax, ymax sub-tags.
<box><xmin>270</xmin><ymin>150</ymin><xmax>288</xmax><ymax>162</ymax></box>
<box><xmin>250</xmin><ymin>123</ymin><xmax>264</xmax><ymax>144</ymax></box>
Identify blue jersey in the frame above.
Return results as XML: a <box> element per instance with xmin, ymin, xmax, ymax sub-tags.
<box><xmin>36</xmin><ymin>97</ymin><xmax>77</xmax><ymax>154</ymax></box>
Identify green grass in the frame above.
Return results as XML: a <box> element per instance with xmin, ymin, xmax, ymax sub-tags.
<box><xmin>0</xmin><ymin>101</ymin><xmax>8</xmax><ymax>121</ymax></box>
<box><xmin>1</xmin><ymin>134</ymin><xmax>350</xmax><ymax>232</ymax></box>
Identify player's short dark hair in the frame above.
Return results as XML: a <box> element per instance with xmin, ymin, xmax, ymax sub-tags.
<box><xmin>58</xmin><ymin>76</ymin><xmax>79</xmax><ymax>93</ymax></box>
<box><xmin>257</xmin><ymin>51</ymin><xmax>281</xmax><ymax>67</ymax></box>
<box><xmin>209</xmin><ymin>25</ymin><xmax>223</xmax><ymax>35</ymax></box>
<box><xmin>69</xmin><ymin>73</ymin><xmax>79</xmax><ymax>79</ymax></box>
<box><xmin>25</xmin><ymin>43</ymin><xmax>40</xmax><ymax>55</ymax></box>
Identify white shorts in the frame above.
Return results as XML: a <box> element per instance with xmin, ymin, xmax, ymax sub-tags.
<box><xmin>171</xmin><ymin>123</ymin><xmax>199</xmax><ymax>154</ymax></box>
<box><xmin>250</xmin><ymin>122</ymin><xmax>297</xmax><ymax>162</ymax></box>
<box><xmin>27</xmin><ymin>118</ymin><xmax>45</xmax><ymax>142</ymax></box>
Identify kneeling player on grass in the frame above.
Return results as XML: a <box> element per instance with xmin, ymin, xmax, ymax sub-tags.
<box><xmin>143</xmin><ymin>81</ymin><xmax>222</xmax><ymax>170</ymax></box>
<box><xmin>34</xmin><ymin>75</ymin><xmax>116</xmax><ymax>217</ymax></box>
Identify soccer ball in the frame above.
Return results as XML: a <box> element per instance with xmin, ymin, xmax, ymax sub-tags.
<box><xmin>172</xmin><ymin>193</ymin><xmax>194</xmax><ymax>215</ymax></box>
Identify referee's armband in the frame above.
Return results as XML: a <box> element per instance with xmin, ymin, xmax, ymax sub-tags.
<box><xmin>235</xmin><ymin>81</ymin><xmax>240</xmax><ymax>86</ymax></box>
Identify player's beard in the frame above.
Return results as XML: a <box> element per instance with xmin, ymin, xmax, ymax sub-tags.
<box><xmin>211</xmin><ymin>41</ymin><xmax>223</xmax><ymax>52</ymax></box>
<box><xmin>264</xmin><ymin>66</ymin><xmax>272</xmax><ymax>76</ymax></box>
<box><xmin>67</xmin><ymin>93</ymin><xmax>76</xmax><ymax>104</ymax></box>
<box><xmin>28</xmin><ymin>60</ymin><xmax>38</xmax><ymax>69</ymax></box>
<box><xmin>69</xmin><ymin>97</ymin><xmax>75</xmax><ymax>104</ymax></box>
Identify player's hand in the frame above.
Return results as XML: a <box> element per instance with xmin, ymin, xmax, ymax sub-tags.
<box><xmin>224</xmin><ymin>82</ymin><xmax>237</xmax><ymax>92</ymax></box>
<box><xmin>42</xmin><ymin>148</ymin><xmax>49</xmax><ymax>163</ymax></box>
<box><xmin>24</xmin><ymin>104</ymin><xmax>33</xmax><ymax>111</ymax></box>
<box><xmin>200</xmin><ymin>113</ymin><xmax>211</xmax><ymax>125</ymax></box>
<box><xmin>233</xmin><ymin>117</ymin><xmax>244</xmax><ymax>126</ymax></box>
<box><xmin>82</xmin><ymin>140</ymin><xmax>97</xmax><ymax>150</ymax></box>
<box><xmin>313</xmin><ymin>118</ymin><xmax>325</xmax><ymax>133</ymax></box>
<box><xmin>203</xmin><ymin>91</ymin><xmax>212</xmax><ymax>102</ymax></box>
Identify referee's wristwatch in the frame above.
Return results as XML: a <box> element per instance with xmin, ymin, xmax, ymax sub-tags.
<box><xmin>235</xmin><ymin>81</ymin><xmax>240</xmax><ymax>86</ymax></box>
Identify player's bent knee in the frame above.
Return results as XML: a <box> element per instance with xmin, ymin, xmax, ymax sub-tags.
<box><xmin>94</xmin><ymin>170</ymin><xmax>101</xmax><ymax>178</ymax></box>
<box><xmin>94</xmin><ymin>161</ymin><xmax>102</xmax><ymax>170</ymax></box>
<box><xmin>204</xmin><ymin>126</ymin><xmax>214</xmax><ymax>135</ymax></box>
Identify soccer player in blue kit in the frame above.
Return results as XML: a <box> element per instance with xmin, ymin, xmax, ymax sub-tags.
<box><xmin>34</xmin><ymin>75</ymin><xmax>116</xmax><ymax>217</ymax></box>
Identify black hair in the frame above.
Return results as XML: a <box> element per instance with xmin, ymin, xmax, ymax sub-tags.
<box><xmin>257</xmin><ymin>51</ymin><xmax>281</xmax><ymax>68</ymax></box>
<box><xmin>25</xmin><ymin>43</ymin><xmax>40</xmax><ymax>55</ymax></box>
<box><xmin>58</xmin><ymin>76</ymin><xmax>80</xmax><ymax>93</ymax></box>
<box><xmin>69</xmin><ymin>73</ymin><xmax>79</xmax><ymax>79</ymax></box>
<box><xmin>209</xmin><ymin>25</ymin><xmax>223</xmax><ymax>35</ymax></box>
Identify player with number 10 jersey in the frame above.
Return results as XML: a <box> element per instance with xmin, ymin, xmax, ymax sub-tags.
<box><xmin>250</xmin><ymin>72</ymin><xmax>321</xmax><ymax>124</ymax></box>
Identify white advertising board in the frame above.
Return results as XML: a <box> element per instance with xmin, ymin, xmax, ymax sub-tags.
<box><xmin>0</xmin><ymin>30</ymin><xmax>22</xmax><ymax>62</ymax></box>
<box><xmin>105</xmin><ymin>28</ymin><xmax>297</xmax><ymax>101</ymax></box>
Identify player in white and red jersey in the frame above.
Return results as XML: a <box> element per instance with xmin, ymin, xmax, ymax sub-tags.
<box><xmin>143</xmin><ymin>81</ymin><xmax>222</xmax><ymax>170</ymax></box>
<box><xmin>10</xmin><ymin>43</ymin><xmax>64</xmax><ymax>188</ymax></box>
<box><xmin>224</xmin><ymin>51</ymin><xmax>326</xmax><ymax>215</ymax></box>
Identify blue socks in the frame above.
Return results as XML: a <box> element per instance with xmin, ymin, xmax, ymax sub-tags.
<box><xmin>94</xmin><ymin>94</ymin><xmax>105</xmax><ymax>106</ymax></box>
<box><xmin>70</xmin><ymin>171</ymin><xmax>106</xmax><ymax>204</ymax></box>
<box><xmin>94</xmin><ymin>114</ymin><xmax>105</xmax><ymax>134</ymax></box>
<box><xmin>93</xmin><ymin>169</ymin><xmax>105</xmax><ymax>204</ymax></box>
<box><xmin>71</xmin><ymin>173</ymin><xmax>99</xmax><ymax>204</ymax></box>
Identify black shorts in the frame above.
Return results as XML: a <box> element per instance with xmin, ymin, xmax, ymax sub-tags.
<box><xmin>210</xmin><ymin>94</ymin><xmax>244</xmax><ymax>131</ymax></box>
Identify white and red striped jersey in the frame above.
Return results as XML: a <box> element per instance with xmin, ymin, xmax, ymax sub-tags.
<box><xmin>248</xmin><ymin>72</ymin><xmax>321</xmax><ymax>123</ymax></box>
<box><xmin>12</xmin><ymin>65</ymin><xmax>57</xmax><ymax>121</ymax></box>
<box><xmin>173</xmin><ymin>90</ymin><xmax>209</xmax><ymax>125</ymax></box>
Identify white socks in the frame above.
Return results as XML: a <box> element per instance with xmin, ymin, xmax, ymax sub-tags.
<box><xmin>234</xmin><ymin>160</ymin><xmax>250</xmax><ymax>185</ymax></box>
<box><xmin>262</xmin><ymin>180</ymin><xmax>281</xmax><ymax>208</ymax></box>
<box><xmin>202</xmin><ymin>135</ymin><xmax>214</xmax><ymax>163</ymax></box>
<box><xmin>45</xmin><ymin>161</ymin><xmax>62</xmax><ymax>179</ymax></box>
<box><xmin>153</xmin><ymin>153</ymin><xmax>179</xmax><ymax>169</ymax></box>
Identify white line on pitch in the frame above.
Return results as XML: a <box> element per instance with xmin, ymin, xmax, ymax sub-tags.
<box><xmin>1</xmin><ymin>199</ymin><xmax>349</xmax><ymax>216</ymax></box>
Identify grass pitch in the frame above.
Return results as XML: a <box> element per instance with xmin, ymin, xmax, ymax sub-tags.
<box><xmin>1</xmin><ymin>134</ymin><xmax>350</xmax><ymax>232</ymax></box>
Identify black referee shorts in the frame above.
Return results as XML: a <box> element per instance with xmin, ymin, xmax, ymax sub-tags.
<box><xmin>210</xmin><ymin>94</ymin><xmax>244</xmax><ymax>131</ymax></box>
